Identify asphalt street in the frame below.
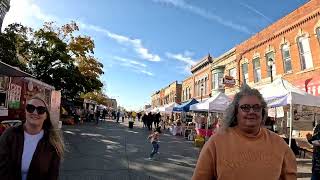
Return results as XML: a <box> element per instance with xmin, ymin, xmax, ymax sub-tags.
<box><xmin>60</xmin><ymin>119</ymin><xmax>199</xmax><ymax>180</ymax></box>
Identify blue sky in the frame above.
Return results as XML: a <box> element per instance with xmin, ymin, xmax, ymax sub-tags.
<box><xmin>2</xmin><ymin>0</ymin><xmax>308</xmax><ymax>110</ymax></box>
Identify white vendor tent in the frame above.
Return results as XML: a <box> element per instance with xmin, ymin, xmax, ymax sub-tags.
<box><xmin>259</xmin><ymin>78</ymin><xmax>320</xmax><ymax>147</ymax></box>
<box><xmin>260</xmin><ymin>78</ymin><xmax>320</xmax><ymax>108</ymax></box>
<box><xmin>190</xmin><ymin>92</ymin><xmax>231</xmax><ymax>112</ymax></box>
<box><xmin>163</xmin><ymin>102</ymin><xmax>179</xmax><ymax>113</ymax></box>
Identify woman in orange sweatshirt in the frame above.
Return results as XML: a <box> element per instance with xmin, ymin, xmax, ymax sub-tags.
<box><xmin>192</xmin><ymin>85</ymin><xmax>297</xmax><ymax>180</ymax></box>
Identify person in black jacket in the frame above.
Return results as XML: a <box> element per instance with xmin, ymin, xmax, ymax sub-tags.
<box><xmin>307</xmin><ymin>123</ymin><xmax>320</xmax><ymax>180</ymax></box>
<box><xmin>0</xmin><ymin>94</ymin><xmax>64</xmax><ymax>180</ymax></box>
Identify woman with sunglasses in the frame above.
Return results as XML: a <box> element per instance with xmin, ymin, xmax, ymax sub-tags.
<box><xmin>192</xmin><ymin>84</ymin><xmax>297</xmax><ymax>180</ymax></box>
<box><xmin>0</xmin><ymin>95</ymin><xmax>64</xmax><ymax>180</ymax></box>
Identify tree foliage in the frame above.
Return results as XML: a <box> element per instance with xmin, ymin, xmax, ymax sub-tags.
<box><xmin>0</xmin><ymin>22</ymin><xmax>104</xmax><ymax>100</ymax></box>
<box><xmin>80</xmin><ymin>91</ymin><xmax>109</xmax><ymax>106</ymax></box>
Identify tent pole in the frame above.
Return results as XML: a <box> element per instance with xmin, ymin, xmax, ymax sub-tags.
<box><xmin>206</xmin><ymin>110</ymin><xmax>209</xmax><ymax>141</ymax></box>
<box><xmin>289</xmin><ymin>104</ymin><xmax>293</xmax><ymax>147</ymax></box>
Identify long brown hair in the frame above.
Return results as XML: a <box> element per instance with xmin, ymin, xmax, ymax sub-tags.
<box><xmin>28</xmin><ymin>95</ymin><xmax>65</xmax><ymax>158</ymax></box>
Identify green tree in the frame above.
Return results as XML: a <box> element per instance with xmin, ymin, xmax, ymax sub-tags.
<box><xmin>1</xmin><ymin>22</ymin><xmax>104</xmax><ymax>100</ymax></box>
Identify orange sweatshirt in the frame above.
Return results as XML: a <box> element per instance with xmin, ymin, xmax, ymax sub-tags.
<box><xmin>192</xmin><ymin>127</ymin><xmax>297</xmax><ymax>180</ymax></box>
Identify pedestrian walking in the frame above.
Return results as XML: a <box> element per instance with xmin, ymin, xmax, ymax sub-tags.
<box><xmin>95</xmin><ymin>109</ymin><xmax>100</xmax><ymax>125</ymax></box>
<box><xmin>306</xmin><ymin>122</ymin><xmax>320</xmax><ymax>180</ymax></box>
<box><xmin>0</xmin><ymin>95</ymin><xmax>64</xmax><ymax>180</ymax></box>
<box><xmin>147</xmin><ymin>129</ymin><xmax>161</xmax><ymax>160</ymax></box>
<box><xmin>142</xmin><ymin>113</ymin><xmax>147</xmax><ymax>128</ymax></box>
<box><xmin>147</xmin><ymin>113</ymin><xmax>153</xmax><ymax>131</ymax></box>
<box><xmin>192</xmin><ymin>84</ymin><xmax>297</xmax><ymax>180</ymax></box>
<box><xmin>137</xmin><ymin>112</ymin><xmax>142</xmax><ymax>122</ymax></box>
<box><xmin>121</xmin><ymin>111</ymin><xmax>125</xmax><ymax>122</ymax></box>
<box><xmin>116</xmin><ymin>111</ymin><xmax>120</xmax><ymax>123</ymax></box>
<box><xmin>132</xmin><ymin>111</ymin><xmax>137</xmax><ymax>121</ymax></box>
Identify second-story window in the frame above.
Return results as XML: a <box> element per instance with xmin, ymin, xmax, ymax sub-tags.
<box><xmin>213</xmin><ymin>72</ymin><xmax>223</xmax><ymax>90</ymax></box>
<box><xmin>241</xmin><ymin>63</ymin><xmax>248</xmax><ymax>84</ymax></box>
<box><xmin>182</xmin><ymin>90</ymin><xmax>185</xmax><ymax>101</ymax></box>
<box><xmin>281</xmin><ymin>44</ymin><xmax>292</xmax><ymax>73</ymax></box>
<box><xmin>317</xmin><ymin>27</ymin><xmax>320</xmax><ymax>43</ymax></box>
<box><xmin>189</xmin><ymin>87</ymin><xmax>191</xmax><ymax>99</ymax></box>
<box><xmin>297</xmin><ymin>36</ymin><xmax>313</xmax><ymax>70</ymax></box>
<box><xmin>229</xmin><ymin>68</ymin><xmax>236</xmax><ymax>79</ymax></box>
<box><xmin>265</xmin><ymin>52</ymin><xmax>276</xmax><ymax>77</ymax></box>
<box><xmin>253</xmin><ymin>57</ymin><xmax>261</xmax><ymax>83</ymax></box>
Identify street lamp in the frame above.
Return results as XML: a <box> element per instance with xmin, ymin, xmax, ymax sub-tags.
<box><xmin>200</xmin><ymin>84</ymin><xmax>204</xmax><ymax>102</ymax></box>
<box><xmin>268</xmin><ymin>58</ymin><xmax>274</xmax><ymax>83</ymax></box>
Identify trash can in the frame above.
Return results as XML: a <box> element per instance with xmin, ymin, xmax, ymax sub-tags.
<box><xmin>129</xmin><ymin>121</ymin><xmax>134</xmax><ymax>129</ymax></box>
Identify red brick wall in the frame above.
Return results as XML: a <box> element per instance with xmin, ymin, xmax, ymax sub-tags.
<box><xmin>236</xmin><ymin>0</ymin><xmax>320</xmax><ymax>93</ymax></box>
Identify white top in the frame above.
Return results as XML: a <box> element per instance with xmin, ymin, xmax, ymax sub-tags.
<box><xmin>21</xmin><ymin>130</ymin><xmax>44</xmax><ymax>180</ymax></box>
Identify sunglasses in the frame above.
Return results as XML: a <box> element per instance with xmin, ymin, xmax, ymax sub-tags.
<box><xmin>239</xmin><ymin>104</ymin><xmax>262</xmax><ymax>112</ymax></box>
<box><xmin>26</xmin><ymin>104</ymin><xmax>47</xmax><ymax>115</ymax></box>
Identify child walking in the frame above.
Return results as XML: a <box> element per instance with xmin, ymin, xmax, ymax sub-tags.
<box><xmin>147</xmin><ymin>129</ymin><xmax>160</xmax><ymax>160</ymax></box>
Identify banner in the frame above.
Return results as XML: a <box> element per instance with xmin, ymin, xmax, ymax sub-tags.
<box><xmin>8</xmin><ymin>84</ymin><xmax>21</xmax><ymax>109</ymax></box>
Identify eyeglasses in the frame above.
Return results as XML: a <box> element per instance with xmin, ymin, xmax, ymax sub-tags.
<box><xmin>26</xmin><ymin>104</ymin><xmax>47</xmax><ymax>115</ymax></box>
<box><xmin>239</xmin><ymin>104</ymin><xmax>262</xmax><ymax>112</ymax></box>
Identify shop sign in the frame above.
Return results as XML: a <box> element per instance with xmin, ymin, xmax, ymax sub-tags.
<box><xmin>8</xmin><ymin>84</ymin><xmax>21</xmax><ymax>109</ymax></box>
<box><xmin>222</xmin><ymin>76</ymin><xmax>236</xmax><ymax>87</ymax></box>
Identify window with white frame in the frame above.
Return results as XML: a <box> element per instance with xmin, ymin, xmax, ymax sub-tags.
<box><xmin>281</xmin><ymin>44</ymin><xmax>292</xmax><ymax>73</ymax></box>
<box><xmin>229</xmin><ymin>68</ymin><xmax>236</xmax><ymax>79</ymax></box>
<box><xmin>204</xmin><ymin>78</ymin><xmax>207</xmax><ymax>95</ymax></box>
<box><xmin>213</xmin><ymin>72</ymin><xmax>223</xmax><ymax>89</ymax></box>
<box><xmin>182</xmin><ymin>90</ymin><xmax>185</xmax><ymax>101</ymax></box>
<box><xmin>241</xmin><ymin>63</ymin><xmax>248</xmax><ymax>84</ymax></box>
<box><xmin>189</xmin><ymin>87</ymin><xmax>191</xmax><ymax>99</ymax></box>
<box><xmin>253</xmin><ymin>57</ymin><xmax>261</xmax><ymax>83</ymax></box>
<box><xmin>317</xmin><ymin>27</ymin><xmax>320</xmax><ymax>42</ymax></box>
<box><xmin>265</xmin><ymin>52</ymin><xmax>276</xmax><ymax>77</ymax></box>
<box><xmin>297</xmin><ymin>36</ymin><xmax>313</xmax><ymax>70</ymax></box>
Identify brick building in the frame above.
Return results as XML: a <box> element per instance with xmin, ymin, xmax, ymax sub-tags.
<box><xmin>151</xmin><ymin>81</ymin><xmax>182</xmax><ymax>108</ymax></box>
<box><xmin>211</xmin><ymin>48</ymin><xmax>238</xmax><ymax>96</ymax></box>
<box><xmin>191</xmin><ymin>55</ymin><xmax>213</xmax><ymax>102</ymax></box>
<box><xmin>236</xmin><ymin>0</ymin><xmax>320</xmax><ymax>93</ymax></box>
<box><xmin>181</xmin><ymin>76</ymin><xmax>193</xmax><ymax>102</ymax></box>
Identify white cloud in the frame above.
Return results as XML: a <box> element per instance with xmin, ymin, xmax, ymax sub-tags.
<box><xmin>140</xmin><ymin>70</ymin><xmax>154</xmax><ymax>76</ymax></box>
<box><xmin>112</xmin><ymin>56</ymin><xmax>154</xmax><ymax>76</ymax></box>
<box><xmin>166</xmin><ymin>51</ymin><xmax>196</xmax><ymax>75</ymax></box>
<box><xmin>80</xmin><ymin>23</ymin><xmax>161</xmax><ymax>62</ymax></box>
<box><xmin>239</xmin><ymin>2</ymin><xmax>272</xmax><ymax>23</ymax></box>
<box><xmin>2</xmin><ymin>0</ymin><xmax>161</xmax><ymax>63</ymax></box>
<box><xmin>2</xmin><ymin>0</ymin><xmax>58</xmax><ymax>31</ymax></box>
<box><xmin>153</xmin><ymin>0</ymin><xmax>252</xmax><ymax>34</ymax></box>
<box><xmin>113</xmin><ymin>56</ymin><xmax>147</xmax><ymax>68</ymax></box>
<box><xmin>165</xmin><ymin>51</ymin><xmax>197</xmax><ymax>66</ymax></box>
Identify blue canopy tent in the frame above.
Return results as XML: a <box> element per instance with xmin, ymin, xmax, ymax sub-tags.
<box><xmin>173</xmin><ymin>98</ymin><xmax>199</xmax><ymax>112</ymax></box>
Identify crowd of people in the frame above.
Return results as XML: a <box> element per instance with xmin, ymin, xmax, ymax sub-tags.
<box><xmin>2</xmin><ymin>84</ymin><xmax>320</xmax><ymax>179</ymax></box>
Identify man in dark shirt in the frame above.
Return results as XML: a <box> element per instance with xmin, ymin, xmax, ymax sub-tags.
<box><xmin>307</xmin><ymin>123</ymin><xmax>320</xmax><ymax>180</ymax></box>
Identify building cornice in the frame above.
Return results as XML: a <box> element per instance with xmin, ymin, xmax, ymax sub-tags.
<box><xmin>191</xmin><ymin>55</ymin><xmax>213</xmax><ymax>73</ymax></box>
<box><xmin>239</xmin><ymin>10</ymin><xmax>320</xmax><ymax>55</ymax></box>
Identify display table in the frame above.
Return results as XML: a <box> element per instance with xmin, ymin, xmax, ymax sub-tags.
<box><xmin>170</xmin><ymin>125</ymin><xmax>183</xmax><ymax>136</ymax></box>
<box><xmin>195</xmin><ymin>128</ymin><xmax>213</xmax><ymax>137</ymax></box>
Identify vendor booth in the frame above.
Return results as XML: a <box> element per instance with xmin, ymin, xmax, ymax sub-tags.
<box><xmin>190</xmin><ymin>92</ymin><xmax>231</xmax><ymax>139</ymax></box>
<box><xmin>260</xmin><ymin>78</ymin><xmax>320</xmax><ymax>147</ymax></box>
<box><xmin>0</xmin><ymin>61</ymin><xmax>61</xmax><ymax>128</ymax></box>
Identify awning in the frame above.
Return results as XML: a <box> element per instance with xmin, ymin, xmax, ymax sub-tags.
<box><xmin>173</xmin><ymin>98</ymin><xmax>199</xmax><ymax>112</ymax></box>
<box><xmin>0</xmin><ymin>61</ymin><xmax>33</xmax><ymax>77</ymax></box>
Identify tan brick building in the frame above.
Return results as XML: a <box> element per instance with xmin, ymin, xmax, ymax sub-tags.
<box><xmin>151</xmin><ymin>81</ymin><xmax>182</xmax><ymax>108</ymax></box>
<box><xmin>181</xmin><ymin>76</ymin><xmax>194</xmax><ymax>102</ymax></box>
<box><xmin>236</xmin><ymin>0</ymin><xmax>320</xmax><ymax>93</ymax></box>
<box><xmin>210</xmin><ymin>48</ymin><xmax>238</xmax><ymax>97</ymax></box>
<box><xmin>151</xmin><ymin>90</ymin><xmax>161</xmax><ymax>108</ymax></box>
<box><xmin>191</xmin><ymin>55</ymin><xmax>213</xmax><ymax>102</ymax></box>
